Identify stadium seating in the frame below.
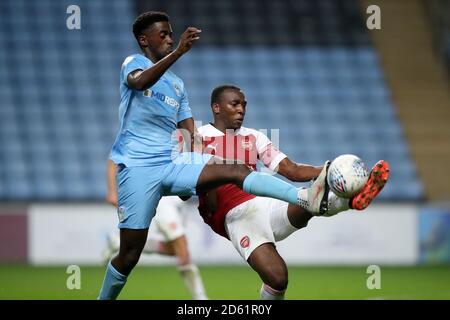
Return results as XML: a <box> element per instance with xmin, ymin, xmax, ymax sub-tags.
<box><xmin>0</xmin><ymin>0</ymin><xmax>424</xmax><ymax>200</ymax></box>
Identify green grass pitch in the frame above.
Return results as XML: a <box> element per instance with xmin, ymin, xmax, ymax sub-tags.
<box><xmin>1</xmin><ymin>265</ymin><xmax>450</xmax><ymax>300</ymax></box>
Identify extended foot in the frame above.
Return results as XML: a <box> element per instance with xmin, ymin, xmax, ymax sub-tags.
<box><xmin>351</xmin><ymin>160</ymin><xmax>390</xmax><ymax>210</ymax></box>
<box><xmin>298</xmin><ymin>160</ymin><xmax>331</xmax><ymax>215</ymax></box>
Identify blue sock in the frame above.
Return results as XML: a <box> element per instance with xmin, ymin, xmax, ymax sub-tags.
<box><xmin>98</xmin><ymin>261</ymin><xmax>127</xmax><ymax>300</ymax></box>
<box><xmin>243</xmin><ymin>172</ymin><xmax>298</xmax><ymax>205</ymax></box>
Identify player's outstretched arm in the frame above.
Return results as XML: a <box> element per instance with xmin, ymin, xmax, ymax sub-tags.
<box><xmin>106</xmin><ymin>159</ymin><xmax>118</xmax><ymax>207</ymax></box>
<box><xmin>276</xmin><ymin>158</ymin><xmax>323</xmax><ymax>182</ymax></box>
<box><xmin>127</xmin><ymin>27</ymin><xmax>201</xmax><ymax>90</ymax></box>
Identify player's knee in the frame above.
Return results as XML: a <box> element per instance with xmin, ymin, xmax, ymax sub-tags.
<box><xmin>266</xmin><ymin>267</ymin><xmax>288</xmax><ymax>291</ymax></box>
<box><xmin>176</xmin><ymin>251</ymin><xmax>190</xmax><ymax>266</ymax></box>
<box><xmin>296</xmin><ymin>219</ymin><xmax>309</xmax><ymax>229</ymax></box>
<box><xmin>173</xmin><ymin>243</ymin><xmax>190</xmax><ymax>265</ymax></box>
<box><xmin>230</xmin><ymin>164</ymin><xmax>252</xmax><ymax>183</ymax></box>
<box><xmin>269</xmin><ymin>277</ymin><xmax>288</xmax><ymax>291</ymax></box>
<box><xmin>120</xmin><ymin>250</ymin><xmax>141</xmax><ymax>271</ymax></box>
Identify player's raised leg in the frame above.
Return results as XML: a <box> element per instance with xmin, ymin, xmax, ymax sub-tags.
<box><xmin>318</xmin><ymin>159</ymin><xmax>391</xmax><ymax>216</ymax></box>
<box><xmin>196</xmin><ymin>157</ymin><xmax>331</xmax><ymax>215</ymax></box>
<box><xmin>285</xmin><ymin>160</ymin><xmax>391</xmax><ymax>219</ymax></box>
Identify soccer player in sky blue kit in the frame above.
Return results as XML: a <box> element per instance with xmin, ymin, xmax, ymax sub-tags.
<box><xmin>98</xmin><ymin>11</ymin><xmax>338</xmax><ymax>300</ymax></box>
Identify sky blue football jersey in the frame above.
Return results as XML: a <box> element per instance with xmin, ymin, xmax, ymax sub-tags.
<box><xmin>111</xmin><ymin>54</ymin><xmax>192</xmax><ymax>166</ymax></box>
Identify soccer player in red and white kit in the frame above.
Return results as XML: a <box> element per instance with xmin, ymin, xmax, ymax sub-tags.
<box><xmin>197</xmin><ymin>84</ymin><xmax>390</xmax><ymax>300</ymax></box>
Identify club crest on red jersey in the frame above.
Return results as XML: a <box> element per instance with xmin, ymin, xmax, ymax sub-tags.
<box><xmin>240</xmin><ymin>139</ymin><xmax>253</xmax><ymax>150</ymax></box>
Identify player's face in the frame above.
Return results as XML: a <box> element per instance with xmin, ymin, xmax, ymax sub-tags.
<box><xmin>142</xmin><ymin>21</ymin><xmax>174</xmax><ymax>61</ymax></box>
<box><xmin>217</xmin><ymin>89</ymin><xmax>247</xmax><ymax>130</ymax></box>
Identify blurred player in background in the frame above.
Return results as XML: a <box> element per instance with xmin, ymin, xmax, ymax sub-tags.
<box><xmin>105</xmin><ymin>160</ymin><xmax>208</xmax><ymax>300</ymax></box>
<box><xmin>196</xmin><ymin>84</ymin><xmax>390</xmax><ymax>300</ymax></box>
<box><xmin>99</xmin><ymin>11</ymin><xmax>342</xmax><ymax>300</ymax></box>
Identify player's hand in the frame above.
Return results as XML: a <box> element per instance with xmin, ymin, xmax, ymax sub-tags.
<box><xmin>175</xmin><ymin>27</ymin><xmax>201</xmax><ymax>55</ymax></box>
<box><xmin>106</xmin><ymin>194</ymin><xmax>118</xmax><ymax>207</ymax></box>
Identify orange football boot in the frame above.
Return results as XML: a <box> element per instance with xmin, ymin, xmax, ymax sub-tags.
<box><xmin>351</xmin><ymin>160</ymin><xmax>390</xmax><ymax>210</ymax></box>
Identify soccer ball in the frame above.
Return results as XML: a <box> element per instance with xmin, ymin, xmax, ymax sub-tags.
<box><xmin>327</xmin><ymin>154</ymin><xmax>369</xmax><ymax>198</ymax></box>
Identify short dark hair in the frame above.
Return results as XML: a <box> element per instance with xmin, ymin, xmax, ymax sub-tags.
<box><xmin>211</xmin><ymin>84</ymin><xmax>241</xmax><ymax>106</ymax></box>
<box><xmin>132</xmin><ymin>11</ymin><xmax>170</xmax><ymax>41</ymax></box>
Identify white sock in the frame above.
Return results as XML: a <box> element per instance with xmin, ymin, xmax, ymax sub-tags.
<box><xmin>142</xmin><ymin>239</ymin><xmax>163</xmax><ymax>254</ymax></box>
<box><xmin>296</xmin><ymin>187</ymin><xmax>310</xmax><ymax>210</ymax></box>
<box><xmin>325</xmin><ymin>192</ymin><xmax>350</xmax><ymax>217</ymax></box>
<box><xmin>260</xmin><ymin>283</ymin><xmax>285</xmax><ymax>300</ymax></box>
<box><xmin>177</xmin><ymin>264</ymin><xmax>208</xmax><ymax>300</ymax></box>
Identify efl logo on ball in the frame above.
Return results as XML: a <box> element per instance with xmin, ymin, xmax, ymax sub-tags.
<box><xmin>327</xmin><ymin>154</ymin><xmax>369</xmax><ymax>198</ymax></box>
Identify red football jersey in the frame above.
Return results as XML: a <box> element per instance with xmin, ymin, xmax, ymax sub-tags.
<box><xmin>197</xmin><ymin>124</ymin><xmax>286</xmax><ymax>238</ymax></box>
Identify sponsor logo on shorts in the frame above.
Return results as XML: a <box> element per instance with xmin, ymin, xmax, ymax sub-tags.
<box><xmin>118</xmin><ymin>206</ymin><xmax>125</xmax><ymax>222</ymax></box>
<box><xmin>240</xmin><ymin>236</ymin><xmax>250</xmax><ymax>248</ymax></box>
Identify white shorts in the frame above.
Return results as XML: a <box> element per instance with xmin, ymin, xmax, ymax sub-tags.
<box><xmin>224</xmin><ymin>197</ymin><xmax>298</xmax><ymax>261</ymax></box>
<box><xmin>148</xmin><ymin>196</ymin><xmax>187</xmax><ymax>242</ymax></box>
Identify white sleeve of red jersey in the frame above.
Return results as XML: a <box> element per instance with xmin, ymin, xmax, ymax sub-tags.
<box><xmin>254</xmin><ymin>130</ymin><xmax>287</xmax><ymax>171</ymax></box>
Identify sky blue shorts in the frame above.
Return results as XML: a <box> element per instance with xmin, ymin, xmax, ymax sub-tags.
<box><xmin>116</xmin><ymin>152</ymin><xmax>213</xmax><ymax>229</ymax></box>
